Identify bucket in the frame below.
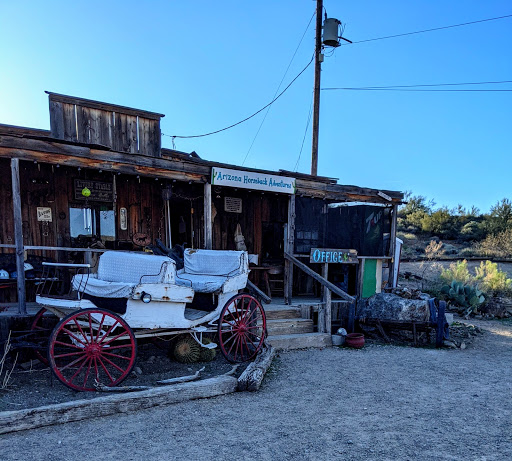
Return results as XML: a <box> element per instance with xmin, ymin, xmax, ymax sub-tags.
<box><xmin>345</xmin><ymin>333</ymin><xmax>365</xmax><ymax>349</ymax></box>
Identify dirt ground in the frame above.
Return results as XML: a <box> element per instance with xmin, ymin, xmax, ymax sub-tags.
<box><xmin>1</xmin><ymin>316</ymin><xmax>511</xmax><ymax>460</ymax></box>
<box><xmin>0</xmin><ymin>338</ymin><xmax>243</xmax><ymax>412</ymax></box>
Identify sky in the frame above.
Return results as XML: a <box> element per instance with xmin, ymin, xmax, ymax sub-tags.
<box><xmin>1</xmin><ymin>1</ymin><xmax>511</xmax><ymax>214</ymax></box>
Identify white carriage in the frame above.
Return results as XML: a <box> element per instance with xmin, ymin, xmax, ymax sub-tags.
<box><xmin>34</xmin><ymin>249</ymin><xmax>266</xmax><ymax>391</ymax></box>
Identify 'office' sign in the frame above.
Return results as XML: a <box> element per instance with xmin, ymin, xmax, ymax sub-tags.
<box><xmin>310</xmin><ymin>248</ymin><xmax>358</xmax><ymax>264</ymax></box>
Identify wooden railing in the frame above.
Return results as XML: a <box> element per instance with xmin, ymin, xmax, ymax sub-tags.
<box><xmin>284</xmin><ymin>251</ymin><xmax>356</xmax><ymax>333</ymax></box>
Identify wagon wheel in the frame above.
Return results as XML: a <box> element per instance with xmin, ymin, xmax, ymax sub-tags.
<box><xmin>217</xmin><ymin>294</ymin><xmax>266</xmax><ymax>363</ymax></box>
<box><xmin>48</xmin><ymin>309</ymin><xmax>137</xmax><ymax>391</ymax></box>
<box><xmin>30</xmin><ymin>308</ymin><xmax>57</xmax><ymax>366</ymax></box>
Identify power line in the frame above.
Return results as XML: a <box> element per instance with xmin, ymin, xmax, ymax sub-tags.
<box><xmin>241</xmin><ymin>11</ymin><xmax>315</xmax><ymax>166</ymax></box>
<box><xmin>322</xmin><ymin>80</ymin><xmax>512</xmax><ymax>90</ymax></box>
<box><xmin>342</xmin><ymin>14</ymin><xmax>512</xmax><ymax>45</ymax></box>
<box><xmin>323</xmin><ymin>88</ymin><xmax>512</xmax><ymax>92</ymax></box>
<box><xmin>164</xmin><ymin>56</ymin><xmax>314</xmax><ymax>140</ymax></box>
<box><xmin>294</xmin><ymin>95</ymin><xmax>314</xmax><ymax>172</ymax></box>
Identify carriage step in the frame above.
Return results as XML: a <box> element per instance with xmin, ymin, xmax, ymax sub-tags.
<box><xmin>266</xmin><ymin>332</ymin><xmax>332</xmax><ymax>351</ymax></box>
<box><xmin>265</xmin><ymin>318</ymin><xmax>314</xmax><ymax>335</ymax></box>
<box><xmin>263</xmin><ymin>306</ymin><xmax>302</xmax><ymax>320</ymax></box>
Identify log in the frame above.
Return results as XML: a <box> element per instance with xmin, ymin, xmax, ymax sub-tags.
<box><xmin>94</xmin><ymin>384</ymin><xmax>152</xmax><ymax>392</ymax></box>
<box><xmin>0</xmin><ymin>375</ymin><xmax>238</xmax><ymax>435</ymax></box>
<box><xmin>156</xmin><ymin>366</ymin><xmax>205</xmax><ymax>385</ymax></box>
<box><xmin>237</xmin><ymin>345</ymin><xmax>276</xmax><ymax>392</ymax></box>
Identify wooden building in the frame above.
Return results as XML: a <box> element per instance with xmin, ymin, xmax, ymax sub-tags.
<box><xmin>0</xmin><ymin>93</ymin><xmax>404</xmax><ymax>325</ymax></box>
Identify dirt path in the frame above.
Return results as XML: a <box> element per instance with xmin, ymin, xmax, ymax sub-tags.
<box><xmin>1</xmin><ymin>319</ymin><xmax>511</xmax><ymax>461</ymax></box>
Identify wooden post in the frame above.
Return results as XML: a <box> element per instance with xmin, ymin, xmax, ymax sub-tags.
<box><xmin>203</xmin><ymin>183</ymin><xmax>212</xmax><ymax>249</ymax></box>
<box><xmin>310</xmin><ymin>0</ymin><xmax>323</xmax><ymax>176</ymax></box>
<box><xmin>321</xmin><ymin>263</ymin><xmax>328</xmax><ymax>300</ymax></box>
<box><xmin>284</xmin><ymin>195</ymin><xmax>295</xmax><ymax>304</ymax></box>
<box><xmin>325</xmin><ymin>288</ymin><xmax>332</xmax><ymax>334</ymax></box>
<box><xmin>11</xmin><ymin>158</ymin><xmax>26</xmax><ymax>315</ymax></box>
<box><xmin>387</xmin><ymin>204</ymin><xmax>398</xmax><ymax>287</ymax></box>
<box><xmin>348</xmin><ymin>299</ymin><xmax>356</xmax><ymax>333</ymax></box>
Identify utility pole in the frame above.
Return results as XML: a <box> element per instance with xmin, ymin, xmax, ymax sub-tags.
<box><xmin>311</xmin><ymin>0</ymin><xmax>323</xmax><ymax>176</ymax></box>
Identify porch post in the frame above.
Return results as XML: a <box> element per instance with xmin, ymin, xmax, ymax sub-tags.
<box><xmin>203</xmin><ymin>182</ymin><xmax>212</xmax><ymax>249</ymax></box>
<box><xmin>284</xmin><ymin>194</ymin><xmax>295</xmax><ymax>304</ymax></box>
<box><xmin>387</xmin><ymin>204</ymin><xmax>398</xmax><ymax>287</ymax></box>
<box><xmin>11</xmin><ymin>158</ymin><xmax>26</xmax><ymax>315</ymax></box>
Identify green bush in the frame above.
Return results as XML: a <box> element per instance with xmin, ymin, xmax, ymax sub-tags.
<box><xmin>474</xmin><ymin>260</ymin><xmax>512</xmax><ymax>295</ymax></box>
<box><xmin>440</xmin><ymin>260</ymin><xmax>473</xmax><ymax>285</ymax></box>
<box><xmin>460</xmin><ymin>221</ymin><xmax>485</xmax><ymax>242</ymax></box>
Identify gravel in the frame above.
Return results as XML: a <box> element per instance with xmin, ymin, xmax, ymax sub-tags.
<box><xmin>1</xmin><ymin>318</ymin><xmax>511</xmax><ymax>460</ymax></box>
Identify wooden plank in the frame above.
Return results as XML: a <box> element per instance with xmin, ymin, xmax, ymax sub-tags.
<box><xmin>138</xmin><ymin>116</ymin><xmax>150</xmax><ymax>155</ymax></box>
<box><xmin>203</xmin><ymin>183</ymin><xmax>212</xmax><ymax>249</ymax></box>
<box><xmin>10</xmin><ymin>159</ymin><xmax>26</xmax><ymax>315</ymax></box>
<box><xmin>284</xmin><ymin>251</ymin><xmax>355</xmax><ymax>302</ymax></box>
<box><xmin>62</xmin><ymin>103</ymin><xmax>78</xmax><ymax>141</ymax></box>
<box><xmin>148</xmin><ymin>119</ymin><xmax>161</xmax><ymax>158</ymax></box>
<box><xmin>0</xmin><ymin>375</ymin><xmax>237</xmax><ymax>435</ymax></box>
<box><xmin>127</xmin><ymin>115</ymin><xmax>139</xmax><ymax>154</ymax></box>
<box><xmin>98</xmin><ymin>110</ymin><xmax>113</xmax><ymax>148</ymax></box>
<box><xmin>49</xmin><ymin>100</ymin><xmax>65</xmax><ymax>139</ymax></box>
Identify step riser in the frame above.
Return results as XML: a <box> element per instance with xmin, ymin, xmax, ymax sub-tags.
<box><xmin>264</xmin><ymin>309</ymin><xmax>302</xmax><ymax>320</ymax></box>
<box><xmin>267</xmin><ymin>333</ymin><xmax>332</xmax><ymax>351</ymax></box>
<box><xmin>266</xmin><ymin>322</ymin><xmax>313</xmax><ymax>335</ymax></box>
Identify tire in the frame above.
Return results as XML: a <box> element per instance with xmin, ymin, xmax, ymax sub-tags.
<box><xmin>48</xmin><ymin>309</ymin><xmax>136</xmax><ymax>391</ymax></box>
<box><xmin>217</xmin><ymin>294</ymin><xmax>266</xmax><ymax>363</ymax></box>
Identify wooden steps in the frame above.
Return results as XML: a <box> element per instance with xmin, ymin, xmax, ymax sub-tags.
<box><xmin>266</xmin><ymin>332</ymin><xmax>332</xmax><ymax>351</ymax></box>
<box><xmin>264</xmin><ymin>299</ymin><xmax>332</xmax><ymax>351</ymax></box>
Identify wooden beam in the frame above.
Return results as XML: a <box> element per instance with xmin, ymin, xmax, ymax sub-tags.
<box><xmin>203</xmin><ymin>183</ymin><xmax>212</xmax><ymax>249</ymax></box>
<box><xmin>284</xmin><ymin>195</ymin><xmax>295</xmax><ymax>304</ymax></box>
<box><xmin>10</xmin><ymin>159</ymin><xmax>26</xmax><ymax>315</ymax></box>
<box><xmin>0</xmin><ymin>135</ymin><xmax>209</xmax><ymax>180</ymax></box>
<box><xmin>387</xmin><ymin>204</ymin><xmax>398</xmax><ymax>287</ymax></box>
<box><xmin>284</xmin><ymin>251</ymin><xmax>355</xmax><ymax>302</ymax></box>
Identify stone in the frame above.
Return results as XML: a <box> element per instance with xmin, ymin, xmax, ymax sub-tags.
<box><xmin>480</xmin><ymin>298</ymin><xmax>509</xmax><ymax>319</ymax></box>
<box><xmin>460</xmin><ymin>342</ymin><xmax>467</xmax><ymax>350</ymax></box>
<box><xmin>134</xmin><ymin>366</ymin><xmax>143</xmax><ymax>376</ymax></box>
<box><xmin>359</xmin><ymin>293</ymin><xmax>430</xmax><ymax>322</ymax></box>
<box><xmin>443</xmin><ymin>340</ymin><xmax>457</xmax><ymax>349</ymax></box>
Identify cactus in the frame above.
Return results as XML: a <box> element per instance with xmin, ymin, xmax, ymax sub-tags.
<box><xmin>441</xmin><ymin>280</ymin><xmax>485</xmax><ymax>311</ymax></box>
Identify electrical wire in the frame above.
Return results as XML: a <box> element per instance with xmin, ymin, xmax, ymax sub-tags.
<box><xmin>294</xmin><ymin>95</ymin><xmax>314</xmax><ymax>172</ymax></box>
<box><xmin>342</xmin><ymin>13</ymin><xmax>512</xmax><ymax>45</ymax></box>
<box><xmin>322</xmin><ymin>80</ymin><xmax>512</xmax><ymax>90</ymax></box>
<box><xmin>325</xmin><ymin>88</ymin><xmax>512</xmax><ymax>92</ymax></box>
<box><xmin>241</xmin><ymin>10</ymin><xmax>315</xmax><ymax>166</ymax></box>
<box><xmin>163</xmin><ymin>55</ymin><xmax>314</xmax><ymax>140</ymax></box>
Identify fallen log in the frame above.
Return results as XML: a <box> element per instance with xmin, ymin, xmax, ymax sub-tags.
<box><xmin>237</xmin><ymin>345</ymin><xmax>275</xmax><ymax>392</ymax></box>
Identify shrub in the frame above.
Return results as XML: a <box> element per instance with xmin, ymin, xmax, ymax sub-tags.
<box><xmin>474</xmin><ymin>229</ymin><xmax>512</xmax><ymax>259</ymax></box>
<box><xmin>440</xmin><ymin>260</ymin><xmax>473</xmax><ymax>285</ymax></box>
<box><xmin>460</xmin><ymin>221</ymin><xmax>485</xmax><ymax>242</ymax></box>
<box><xmin>474</xmin><ymin>260</ymin><xmax>512</xmax><ymax>295</ymax></box>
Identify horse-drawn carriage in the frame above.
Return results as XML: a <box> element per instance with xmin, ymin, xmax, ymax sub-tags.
<box><xmin>33</xmin><ymin>249</ymin><xmax>266</xmax><ymax>391</ymax></box>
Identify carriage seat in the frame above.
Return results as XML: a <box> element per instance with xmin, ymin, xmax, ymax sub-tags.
<box><xmin>175</xmin><ymin>249</ymin><xmax>248</xmax><ymax>293</ymax></box>
<box><xmin>72</xmin><ymin>251</ymin><xmax>176</xmax><ymax>298</ymax></box>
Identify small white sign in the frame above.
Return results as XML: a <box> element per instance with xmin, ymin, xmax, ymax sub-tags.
<box><xmin>212</xmin><ymin>167</ymin><xmax>295</xmax><ymax>194</ymax></box>
<box><xmin>224</xmin><ymin>197</ymin><xmax>242</xmax><ymax>213</ymax></box>
<box><xmin>37</xmin><ymin>207</ymin><xmax>52</xmax><ymax>222</ymax></box>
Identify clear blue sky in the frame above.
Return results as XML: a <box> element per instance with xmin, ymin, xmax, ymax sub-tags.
<box><xmin>1</xmin><ymin>1</ymin><xmax>510</xmax><ymax>213</ymax></box>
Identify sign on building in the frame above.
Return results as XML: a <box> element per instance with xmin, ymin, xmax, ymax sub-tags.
<box><xmin>310</xmin><ymin>248</ymin><xmax>358</xmax><ymax>264</ymax></box>
<box><xmin>212</xmin><ymin>167</ymin><xmax>295</xmax><ymax>194</ymax></box>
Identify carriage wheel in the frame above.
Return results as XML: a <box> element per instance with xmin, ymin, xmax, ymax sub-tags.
<box><xmin>48</xmin><ymin>309</ymin><xmax>136</xmax><ymax>391</ymax></box>
<box><xmin>30</xmin><ymin>307</ymin><xmax>49</xmax><ymax>366</ymax></box>
<box><xmin>218</xmin><ymin>294</ymin><xmax>266</xmax><ymax>363</ymax></box>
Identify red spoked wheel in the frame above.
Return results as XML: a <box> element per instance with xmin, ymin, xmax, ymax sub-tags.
<box><xmin>48</xmin><ymin>309</ymin><xmax>137</xmax><ymax>391</ymax></box>
<box><xmin>218</xmin><ymin>294</ymin><xmax>266</xmax><ymax>363</ymax></box>
<box><xmin>31</xmin><ymin>308</ymin><xmax>51</xmax><ymax>366</ymax></box>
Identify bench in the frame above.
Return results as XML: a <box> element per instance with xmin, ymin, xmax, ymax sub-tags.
<box><xmin>72</xmin><ymin>251</ymin><xmax>176</xmax><ymax>298</ymax></box>
<box><xmin>175</xmin><ymin>249</ymin><xmax>248</xmax><ymax>294</ymax></box>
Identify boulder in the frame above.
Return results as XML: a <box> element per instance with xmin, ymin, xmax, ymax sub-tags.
<box><xmin>359</xmin><ymin>293</ymin><xmax>431</xmax><ymax>322</ymax></box>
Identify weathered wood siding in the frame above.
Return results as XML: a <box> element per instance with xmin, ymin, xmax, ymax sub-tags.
<box><xmin>49</xmin><ymin>95</ymin><xmax>162</xmax><ymax>158</ymax></box>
